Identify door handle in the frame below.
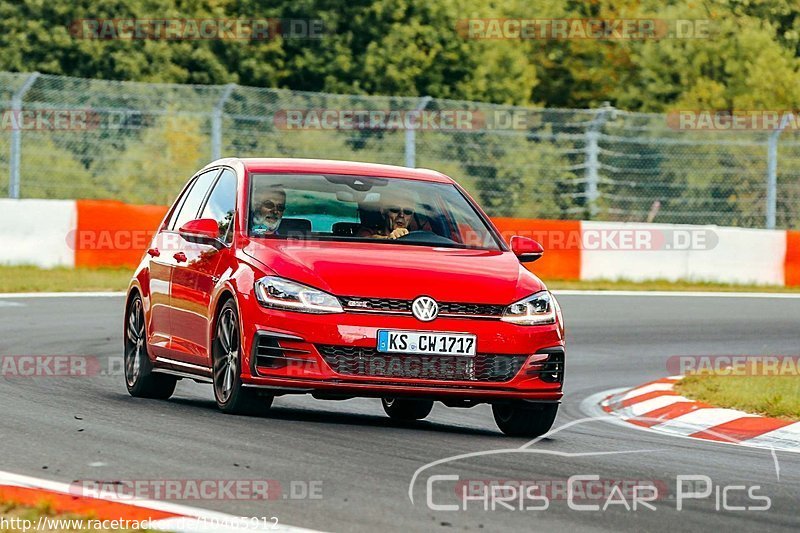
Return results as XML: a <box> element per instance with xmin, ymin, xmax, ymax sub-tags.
<box><xmin>146</xmin><ymin>248</ymin><xmax>160</xmax><ymax>257</ymax></box>
<box><xmin>173</xmin><ymin>252</ymin><xmax>187</xmax><ymax>263</ymax></box>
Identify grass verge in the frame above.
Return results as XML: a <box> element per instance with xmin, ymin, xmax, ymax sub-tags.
<box><xmin>547</xmin><ymin>278</ymin><xmax>800</xmax><ymax>293</ymax></box>
<box><xmin>0</xmin><ymin>266</ymin><xmax>131</xmax><ymax>293</ymax></box>
<box><xmin>675</xmin><ymin>375</ymin><xmax>800</xmax><ymax>421</ymax></box>
<box><xmin>1</xmin><ymin>499</ymin><xmax>154</xmax><ymax>532</ymax></box>
<box><xmin>1</xmin><ymin>266</ymin><xmax>799</xmax><ymax>294</ymax></box>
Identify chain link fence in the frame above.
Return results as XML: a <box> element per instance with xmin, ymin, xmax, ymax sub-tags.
<box><xmin>1</xmin><ymin>71</ymin><xmax>798</xmax><ymax>229</ymax></box>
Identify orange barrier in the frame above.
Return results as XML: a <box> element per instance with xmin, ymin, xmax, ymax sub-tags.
<box><xmin>75</xmin><ymin>200</ymin><xmax>168</xmax><ymax>268</ymax></box>
<box><xmin>491</xmin><ymin>218</ymin><xmax>581</xmax><ymax>281</ymax></box>
<box><xmin>73</xmin><ymin>200</ymin><xmax>585</xmax><ymax>277</ymax></box>
<box><xmin>786</xmin><ymin>230</ymin><xmax>800</xmax><ymax>287</ymax></box>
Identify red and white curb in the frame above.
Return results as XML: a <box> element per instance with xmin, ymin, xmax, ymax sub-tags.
<box><xmin>0</xmin><ymin>470</ymin><xmax>323</xmax><ymax>532</ymax></box>
<box><xmin>597</xmin><ymin>376</ymin><xmax>800</xmax><ymax>453</ymax></box>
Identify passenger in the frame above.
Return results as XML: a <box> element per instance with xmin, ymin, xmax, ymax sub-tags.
<box><xmin>251</xmin><ymin>187</ymin><xmax>286</xmax><ymax>236</ymax></box>
<box><xmin>357</xmin><ymin>189</ymin><xmax>431</xmax><ymax>239</ymax></box>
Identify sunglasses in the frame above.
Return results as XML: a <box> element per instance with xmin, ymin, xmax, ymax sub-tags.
<box><xmin>388</xmin><ymin>207</ymin><xmax>414</xmax><ymax>216</ymax></box>
<box><xmin>257</xmin><ymin>200</ymin><xmax>285</xmax><ymax>212</ymax></box>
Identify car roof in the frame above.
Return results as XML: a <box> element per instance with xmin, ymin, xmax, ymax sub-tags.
<box><xmin>212</xmin><ymin>158</ymin><xmax>455</xmax><ymax>184</ymax></box>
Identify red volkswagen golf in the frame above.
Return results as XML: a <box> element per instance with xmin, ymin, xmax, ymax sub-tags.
<box><xmin>124</xmin><ymin>158</ymin><xmax>564</xmax><ymax>436</ymax></box>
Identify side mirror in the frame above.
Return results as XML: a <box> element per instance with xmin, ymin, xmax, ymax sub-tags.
<box><xmin>179</xmin><ymin>218</ymin><xmax>224</xmax><ymax>249</ymax></box>
<box><xmin>510</xmin><ymin>235</ymin><xmax>544</xmax><ymax>263</ymax></box>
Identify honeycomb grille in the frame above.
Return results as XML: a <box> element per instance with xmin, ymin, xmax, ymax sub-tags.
<box><xmin>316</xmin><ymin>345</ymin><xmax>526</xmax><ymax>382</ymax></box>
<box><xmin>339</xmin><ymin>297</ymin><xmax>504</xmax><ymax>317</ymax></box>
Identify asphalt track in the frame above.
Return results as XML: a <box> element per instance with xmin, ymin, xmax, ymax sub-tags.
<box><xmin>0</xmin><ymin>293</ymin><xmax>798</xmax><ymax>532</ymax></box>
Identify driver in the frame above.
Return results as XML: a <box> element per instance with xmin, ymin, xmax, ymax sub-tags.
<box><xmin>358</xmin><ymin>189</ymin><xmax>431</xmax><ymax>239</ymax></box>
<box><xmin>251</xmin><ymin>186</ymin><xmax>286</xmax><ymax>236</ymax></box>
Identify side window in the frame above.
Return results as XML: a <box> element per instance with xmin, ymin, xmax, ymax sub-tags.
<box><xmin>169</xmin><ymin>169</ymin><xmax>220</xmax><ymax>231</ymax></box>
<box><xmin>200</xmin><ymin>169</ymin><xmax>237</xmax><ymax>243</ymax></box>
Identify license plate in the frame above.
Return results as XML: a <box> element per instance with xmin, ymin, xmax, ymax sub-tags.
<box><xmin>376</xmin><ymin>330</ymin><xmax>476</xmax><ymax>356</ymax></box>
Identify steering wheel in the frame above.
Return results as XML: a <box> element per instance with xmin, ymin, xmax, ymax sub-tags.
<box><xmin>396</xmin><ymin>230</ymin><xmax>435</xmax><ymax>239</ymax></box>
<box><xmin>395</xmin><ymin>230</ymin><xmax>457</xmax><ymax>245</ymax></box>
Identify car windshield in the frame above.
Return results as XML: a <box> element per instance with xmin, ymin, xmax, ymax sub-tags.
<box><xmin>248</xmin><ymin>173</ymin><xmax>502</xmax><ymax>251</ymax></box>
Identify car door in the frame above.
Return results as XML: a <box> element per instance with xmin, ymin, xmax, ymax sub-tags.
<box><xmin>145</xmin><ymin>230</ymin><xmax>178</xmax><ymax>357</ymax></box>
<box><xmin>170</xmin><ymin>168</ymin><xmax>236</xmax><ymax>366</ymax></box>
<box><xmin>156</xmin><ymin>168</ymin><xmax>221</xmax><ymax>364</ymax></box>
<box><xmin>144</xmin><ymin>171</ymin><xmax>210</xmax><ymax>356</ymax></box>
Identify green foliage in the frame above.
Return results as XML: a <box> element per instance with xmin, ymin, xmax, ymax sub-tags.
<box><xmin>104</xmin><ymin>111</ymin><xmax>210</xmax><ymax>204</ymax></box>
<box><xmin>2</xmin><ymin>0</ymin><xmax>799</xmax><ymax>226</ymax></box>
<box><xmin>1</xmin><ymin>0</ymin><xmax>798</xmax><ymax>111</ymax></box>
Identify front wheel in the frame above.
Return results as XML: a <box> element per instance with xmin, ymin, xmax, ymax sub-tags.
<box><xmin>381</xmin><ymin>398</ymin><xmax>434</xmax><ymax>421</ymax></box>
<box><xmin>492</xmin><ymin>402</ymin><xmax>558</xmax><ymax>437</ymax></box>
<box><xmin>124</xmin><ymin>294</ymin><xmax>177</xmax><ymax>399</ymax></box>
<box><xmin>213</xmin><ymin>299</ymin><xmax>273</xmax><ymax>415</ymax></box>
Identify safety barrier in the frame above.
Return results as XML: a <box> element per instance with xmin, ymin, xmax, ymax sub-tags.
<box><xmin>1</xmin><ymin>199</ymin><xmax>797</xmax><ymax>286</ymax></box>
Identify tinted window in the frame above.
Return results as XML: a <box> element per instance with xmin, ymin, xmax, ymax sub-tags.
<box><xmin>170</xmin><ymin>169</ymin><xmax>219</xmax><ymax>231</ymax></box>
<box><xmin>200</xmin><ymin>169</ymin><xmax>237</xmax><ymax>242</ymax></box>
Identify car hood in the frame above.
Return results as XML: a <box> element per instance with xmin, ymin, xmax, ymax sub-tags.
<box><xmin>242</xmin><ymin>239</ymin><xmax>544</xmax><ymax>304</ymax></box>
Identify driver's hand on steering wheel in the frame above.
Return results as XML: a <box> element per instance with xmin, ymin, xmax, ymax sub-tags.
<box><xmin>388</xmin><ymin>228</ymin><xmax>409</xmax><ymax>240</ymax></box>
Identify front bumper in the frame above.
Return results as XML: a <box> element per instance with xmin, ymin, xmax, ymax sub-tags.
<box><xmin>238</xmin><ymin>295</ymin><xmax>565</xmax><ymax>402</ymax></box>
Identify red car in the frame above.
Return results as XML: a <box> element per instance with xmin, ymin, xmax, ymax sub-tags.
<box><xmin>124</xmin><ymin>158</ymin><xmax>565</xmax><ymax>436</ymax></box>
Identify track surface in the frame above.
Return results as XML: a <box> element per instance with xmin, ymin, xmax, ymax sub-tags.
<box><xmin>1</xmin><ymin>294</ymin><xmax>798</xmax><ymax>532</ymax></box>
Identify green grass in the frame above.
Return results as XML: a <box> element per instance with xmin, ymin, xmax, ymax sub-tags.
<box><xmin>0</xmin><ymin>266</ymin><xmax>799</xmax><ymax>294</ymax></box>
<box><xmin>676</xmin><ymin>375</ymin><xmax>800</xmax><ymax>421</ymax></box>
<box><xmin>0</xmin><ymin>266</ymin><xmax>131</xmax><ymax>293</ymax></box>
<box><xmin>0</xmin><ymin>499</ymin><xmax>155</xmax><ymax>532</ymax></box>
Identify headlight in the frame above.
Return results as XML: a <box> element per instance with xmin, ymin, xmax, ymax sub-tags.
<box><xmin>501</xmin><ymin>290</ymin><xmax>556</xmax><ymax>325</ymax></box>
<box><xmin>254</xmin><ymin>276</ymin><xmax>343</xmax><ymax>314</ymax></box>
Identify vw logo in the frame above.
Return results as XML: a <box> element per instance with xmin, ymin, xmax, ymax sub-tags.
<box><xmin>412</xmin><ymin>296</ymin><xmax>439</xmax><ymax>322</ymax></box>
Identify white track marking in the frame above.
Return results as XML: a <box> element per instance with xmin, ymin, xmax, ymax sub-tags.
<box><xmin>626</xmin><ymin>396</ymin><xmax>692</xmax><ymax>417</ymax></box>
<box><xmin>583</xmin><ymin>389</ymin><xmax>800</xmax><ymax>455</ymax></box>
<box><xmin>743</xmin><ymin>423</ymin><xmax>800</xmax><ymax>452</ymax></box>
<box><xmin>621</xmin><ymin>382</ymin><xmax>675</xmax><ymax>400</ymax></box>
<box><xmin>0</xmin><ymin>470</ymin><xmax>324</xmax><ymax>533</ymax></box>
<box><xmin>554</xmin><ymin>290</ymin><xmax>800</xmax><ymax>298</ymax></box>
<box><xmin>0</xmin><ymin>291</ymin><xmax>125</xmax><ymax>298</ymax></box>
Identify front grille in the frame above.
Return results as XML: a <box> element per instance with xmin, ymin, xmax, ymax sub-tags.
<box><xmin>316</xmin><ymin>345</ymin><xmax>526</xmax><ymax>382</ymax></box>
<box><xmin>340</xmin><ymin>297</ymin><xmax>411</xmax><ymax>313</ymax></box>
<box><xmin>439</xmin><ymin>302</ymin><xmax>505</xmax><ymax>316</ymax></box>
<box><xmin>339</xmin><ymin>297</ymin><xmax>504</xmax><ymax>318</ymax></box>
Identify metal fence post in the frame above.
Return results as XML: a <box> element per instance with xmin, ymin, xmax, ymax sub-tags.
<box><xmin>584</xmin><ymin>102</ymin><xmax>614</xmax><ymax>219</ymax></box>
<box><xmin>405</xmin><ymin>96</ymin><xmax>432</xmax><ymax>168</ymax></box>
<box><xmin>211</xmin><ymin>83</ymin><xmax>236</xmax><ymax>161</ymax></box>
<box><xmin>9</xmin><ymin>72</ymin><xmax>40</xmax><ymax>198</ymax></box>
<box><xmin>766</xmin><ymin>113</ymin><xmax>793</xmax><ymax>229</ymax></box>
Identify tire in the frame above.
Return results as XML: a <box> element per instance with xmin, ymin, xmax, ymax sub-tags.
<box><xmin>381</xmin><ymin>398</ymin><xmax>434</xmax><ymax>421</ymax></box>
<box><xmin>124</xmin><ymin>294</ymin><xmax>177</xmax><ymax>399</ymax></box>
<box><xmin>492</xmin><ymin>402</ymin><xmax>558</xmax><ymax>437</ymax></box>
<box><xmin>213</xmin><ymin>299</ymin><xmax>273</xmax><ymax>415</ymax></box>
